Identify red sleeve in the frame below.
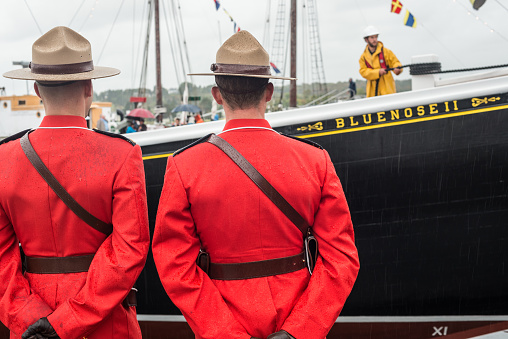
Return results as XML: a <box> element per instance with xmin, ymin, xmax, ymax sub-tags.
<box><xmin>152</xmin><ymin>157</ymin><xmax>251</xmax><ymax>339</ymax></box>
<box><xmin>282</xmin><ymin>150</ymin><xmax>360</xmax><ymax>338</ymax></box>
<box><xmin>47</xmin><ymin>145</ymin><xmax>150</xmax><ymax>338</ymax></box>
<box><xmin>0</xmin><ymin>215</ymin><xmax>53</xmax><ymax>336</ymax></box>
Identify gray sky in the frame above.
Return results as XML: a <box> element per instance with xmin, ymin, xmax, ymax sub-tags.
<box><xmin>1</xmin><ymin>0</ymin><xmax>508</xmax><ymax>96</ymax></box>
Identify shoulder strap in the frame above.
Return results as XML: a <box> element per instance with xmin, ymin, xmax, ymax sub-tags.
<box><xmin>207</xmin><ymin>134</ymin><xmax>309</xmax><ymax>235</ymax></box>
<box><xmin>20</xmin><ymin>132</ymin><xmax>113</xmax><ymax>236</ymax></box>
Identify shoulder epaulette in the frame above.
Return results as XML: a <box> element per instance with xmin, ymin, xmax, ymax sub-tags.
<box><xmin>0</xmin><ymin>129</ymin><xmax>31</xmax><ymax>147</ymax></box>
<box><xmin>93</xmin><ymin>129</ymin><xmax>136</xmax><ymax>146</ymax></box>
<box><xmin>173</xmin><ymin>133</ymin><xmax>213</xmax><ymax>157</ymax></box>
<box><xmin>281</xmin><ymin>133</ymin><xmax>323</xmax><ymax>149</ymax></box>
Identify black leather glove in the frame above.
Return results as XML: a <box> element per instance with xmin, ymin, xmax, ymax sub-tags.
<box><xmin>22</xmin><ymin>317</ymin><xmax>60</xmax><ymax>339</ymax></box>
<box><xmin>267</xmin><ymin>330</ymin><xmax>295</xmax><ymax>339</ymax></box>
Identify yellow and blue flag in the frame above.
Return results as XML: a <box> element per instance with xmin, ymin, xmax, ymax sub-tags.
<box><xmin>404</xmin><ymin>10</ymin><xmax>416</xmax><ymax>28</ymax></box>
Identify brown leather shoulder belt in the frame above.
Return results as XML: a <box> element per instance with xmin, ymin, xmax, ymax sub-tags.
<box><xmin>20</xmin><ymin>132</ymin><xmax>136</xmax><ymax>307</ymax></box>
<box><xmin>198</xmin><ymin>134</ymin><xmax>317</xmax><ymax>281</ymax></box>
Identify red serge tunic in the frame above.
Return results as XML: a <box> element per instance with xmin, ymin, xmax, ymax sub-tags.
<box><xmin>0</xmin><ymin>116</ymin><xmax>150</xmax><ymax>338</ymax></box>
<box><xmin>153</xmin><ymin>119</ymin><xmax>360</xmax><ymax>339</ymax></box>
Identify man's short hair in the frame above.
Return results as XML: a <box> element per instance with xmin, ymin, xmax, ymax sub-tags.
<box><xmin>215</xmin><ymin>75</ymin><xmax>269</xmax><ymax>110</ymax></box>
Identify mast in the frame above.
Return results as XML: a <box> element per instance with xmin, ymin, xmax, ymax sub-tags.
<box><xmin>289</xmin><ymin>0</ymin><xmax>297</xmax><ymax>108</ymax></box>
<box><xmin>154</xmin><ymin>0</ymin><xmax>163</xmax><ymax>107</ymax></box>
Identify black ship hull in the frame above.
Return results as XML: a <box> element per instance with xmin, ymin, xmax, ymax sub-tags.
<box><xmin>1</xmin><ymin>76</ymin><xmax>506</xmax><ymax>339</ymax></box>
<box><xmin>131</xmin><ymin>75</ymin><xmax>508</xmax><ymax>338</ymax></box>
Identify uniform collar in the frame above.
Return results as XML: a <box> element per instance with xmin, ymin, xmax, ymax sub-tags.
<box><xmin>39</xmin><ymin>115</ymin><xmax>88</xmax><ymax>128</ymax></box>
<box><xmin>223</xmin><ymin>119</ymin><xmax>272</xmax><ymax>131</ymax></box>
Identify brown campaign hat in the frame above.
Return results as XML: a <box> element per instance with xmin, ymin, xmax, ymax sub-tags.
<box><xmin>3</xmin><ymin>26</ymin><xmax>120</xmax><ymax>81</ymax></box>
<box><xmin>189</xmin><ymin>30</ymin><xmax>295</xmax><ymax>80</ymax></box>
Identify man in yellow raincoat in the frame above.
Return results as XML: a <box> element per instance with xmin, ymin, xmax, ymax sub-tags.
<box><xmin>359</xmin><ymin>26</ymin><xmax>403</xmax><ymax>97</ymax></box>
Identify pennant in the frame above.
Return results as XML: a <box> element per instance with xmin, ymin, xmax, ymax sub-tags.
<box><xmin>270</xmin><ymin>62</ymin><xmax>281</xmax><ymax>74</ymax></box>
<box><xmin>470</xmin><ymin>0</ymin><xmax>486</xmax><ymax>10</ymax></box>
<box><xmin>403</xmin><ymin>10</ymin><xmax>416</xmax><ymax>28</ymax></box>
<box><xmin>223</xmin><ymin>9</ymin><xmax>234</xmax><ymax>21</ymax></box>
<box><xmin>391</xmin><ymin>0</ymin><xmax>403</xmax><ymax>14</ymax></box>
<box><xmin>214</xmin><ymin>0</ymin><xmax>220</xmax><ymax>11</ymax></box>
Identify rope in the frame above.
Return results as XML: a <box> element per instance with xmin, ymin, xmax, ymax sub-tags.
<box><xmin>97</xmin><ymin>0</ymin><xmax>127</xmax><ymax>64</ymax></box>
<box><xmin>24</xmin><ymin>0</ymin><xmax>43</xmax><ymax>34</ymax></box>
<box><xmin>386</xmin><ymin>62</ymin><xmax>508</xmax><ymax>76</ymax></box>
<box><xmin>68</xmin><ymin>0</ymin><xmax>87</xmax><ymax>27</ymax></box>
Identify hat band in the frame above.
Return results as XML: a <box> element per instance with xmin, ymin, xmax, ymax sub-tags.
<box><xmin>30</xmin><ymin>61</ymin><xmax>94</xmax><ymax>75</ymax></box>
<box><xmin>211</xmin><ymin>63</ymin><xmax>271</xmax><ymax>76</ymax></box>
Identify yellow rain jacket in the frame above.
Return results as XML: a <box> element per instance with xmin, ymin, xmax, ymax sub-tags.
<box><xmin>359</xmin><ymin>41</ymin><xmax>402</xmax><ymax>97</ymax></box>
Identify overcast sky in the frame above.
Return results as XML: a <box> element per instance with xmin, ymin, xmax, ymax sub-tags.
<box><xmin>1</xmin><ymin>0</ymin><xmax>508</xmax><ymax>96</ymax></box>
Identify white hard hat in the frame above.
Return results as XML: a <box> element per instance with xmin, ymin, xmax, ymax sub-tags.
<box><xmin>363</xmin><ymin>25</ymin><xmax>380</xmax><ymax>38</ymax></box>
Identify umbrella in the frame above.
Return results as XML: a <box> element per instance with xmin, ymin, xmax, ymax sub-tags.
<box><xmin>171</xmin><ymin>104</ymin><xmax>201</xmax><ymax>113</ymax></box>
<box><xmin>127</xmin><ymin>108</ymin><xmax>155</xmax><ymax>119</ymax></box>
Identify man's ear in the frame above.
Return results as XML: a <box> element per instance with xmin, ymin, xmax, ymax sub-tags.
<box><xmin>83</xmin><ymin>80</ymin><xmax>93</xmax><ymax>98</ymax></box>
<box><xmin>265</xmin><ymin>82</ymin><xmax>274</xmax><ymax>102</ymax></box>
<box><xmin>211</xmin><ymin>86</ymin><xmax>223</xmax><ymax>105</ymax></box>
<box><xmin>34</xmin><ymin>83</ymin><xmax>41</xmax><ymax>99</ymax></box>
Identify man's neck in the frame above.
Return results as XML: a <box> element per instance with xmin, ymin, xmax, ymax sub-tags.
<box><xmin>42</xmin><ymin>101</ymin><xmax>88</xmax><ymax>118</ymax></box>
<box><xmin>43</xmin><ymin>109</ymin><xmax>86</xmax><ymax>118</ymax></box>
<box><xmin>225</xmin><ymin>106</ymin><xmax>265</xmax><ymax>122</ymax></box>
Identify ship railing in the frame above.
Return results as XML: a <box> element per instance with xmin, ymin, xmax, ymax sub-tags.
<box><xmin>301</xmin><ymin>88</ymin><xmax>353</xmax><ymax>107</ymax></box>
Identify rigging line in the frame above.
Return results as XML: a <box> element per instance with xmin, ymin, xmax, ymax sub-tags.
<box><xmin>170</xmin><ymin>0</ymin><xmax>189</xmax><ymax>81</ymax></box>
<box><xmin>175</xmin><ymin>0</ymin><xmax>193</xmax><ymax>75</ymax></box>
<box><xmin>494</xmin><ymin>0</ymin><xmax>508</xmax><ymax>13</ymax></box>
<box><xmin>78</xmin><ymin>0</ymin><xmax>99</xmax><ymax>32</ymax></box>
<box><xmin>418</xmin><ymin>22</ymin><xmax>465</xmax><ymax>67</ymax></box>
<box><xmin>394</xmin><ymin>1</ymin><xmax>465</xmax><ymax>66</ymax></box>
<box><xmin>279</xmin><ymin>6</ymin><xmax>291</xmax><ymax>106</ymax></box>
<box><xmin>68</xmin><ymin>0</ymin><xmax>87</xmax><ymax>27</ymax></box>
<box><xmin>23</xmin><ymin>0</ymin><xmax>43</xmax><ymax>34</ymax></box>
<box><xmin>173</xmin><ymin>0</ymin><xmax>190</xmax><ymax>77</ymax></box>
<box><xmin>97</xmin><ymin>0</ymin><xmax>127</xmax><ymax>64</ymax></box>
<box><xmin>454</xmin><ymin>0</ymin><xmax>508</xmax><ymax>43</ymax></box>
<box><xmin>315</xmin><ymin>1</ymin><xmax>326</xmax><ymax>87</ymax></box>
<box><xmin>263</xmin><ymin>0</ymin><xmax>272</xmax><ymax>48</ymax></box>
<box><xmin>139</xmin><ymin>0</ymin><xmax>153</xmax><ymax>97</ymax></box>
<box><xmin>161</xmin><ymin>0</ymin><xmax>183</xmax><ymax>86</ymax></box>
<box><xmin>133</xmin><ymin>0</ymin><xmax>148</xmax><ymax>91</ymax></box>
<box><xmin>353</xmin><ymin>0</ymin><xmax>368</xmax><ymax>26</ymax></box>
<box><xmin>217</xmin><ymin>20</ymin><xmax>222</xmax><ymax>46</ymax></box>
<box><xmin>301</xmin><ymin>0</ymin><xmax>308</xmax><ymax>88</ymax></box>
<box><xmin>131</xmin><ymin>0</ymin><xmax>136</xmax><ymax>89</ymax></box>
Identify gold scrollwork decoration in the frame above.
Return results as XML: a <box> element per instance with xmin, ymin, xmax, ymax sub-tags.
<box><xmin>472</xmin><ymin>96</ymin><xmax>500</xmax><ymax>107</ymax></box>
<box><xmin>297</xmin><ymin>122</ymin><xmax>323</xmax><ymax>132</ymax></box>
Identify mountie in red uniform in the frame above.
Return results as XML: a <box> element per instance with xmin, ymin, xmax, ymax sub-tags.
<box><xmin>0</xmin><ymin>115</ymin><xmax>150</xmax><ymax>338</ymax></box>
<box><xmin>153</xmin><ymin>119</ymin><xmax>360</xmax><ymax>339</ymax></box>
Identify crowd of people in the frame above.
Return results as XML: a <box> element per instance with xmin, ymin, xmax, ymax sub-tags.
<box><xmin>125</xmin><ymin>119</ymin><xmax>147</xmax><ymax>133</ymax></box>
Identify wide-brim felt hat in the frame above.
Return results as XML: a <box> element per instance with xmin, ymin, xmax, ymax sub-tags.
<box><xmin>189</xmin><ymin>30</ymin><xmax>295</xmax><ymax>81</ymax></box>
<box><xmin>3</xmin><ymin>26</ymin><xmax>120</xmax><ymax>81</ymax></box>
